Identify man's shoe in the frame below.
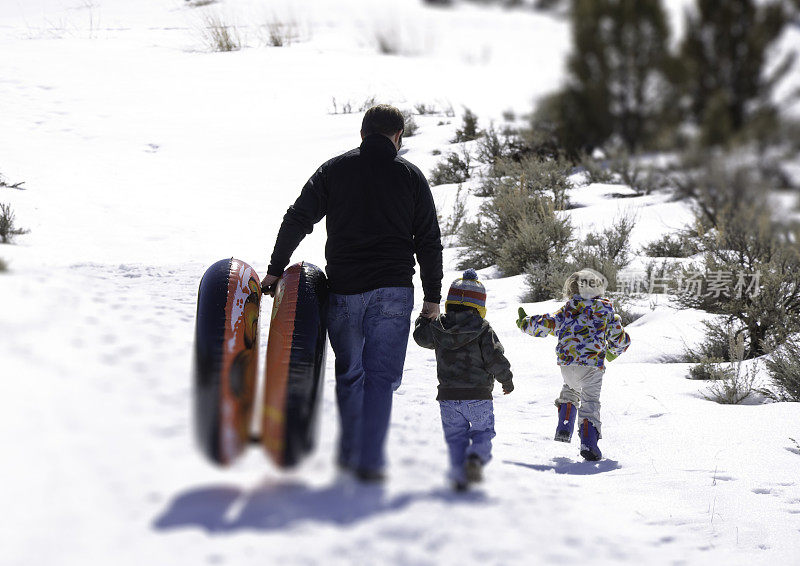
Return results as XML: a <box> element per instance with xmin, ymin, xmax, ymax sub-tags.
<box><xmin>355</xmin><ymin>468</ymin><xmax>386</xmax><ymax>483</ymax></box>
<box><xmin>464</xmin><ymin>454</ymin><xmax>483</xmax><ymax>484</ymax></box>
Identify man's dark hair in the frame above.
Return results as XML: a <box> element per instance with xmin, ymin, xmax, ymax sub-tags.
<box><xmin>361</xmin><ymin>104</ymin><xmax>405</xmax><ymax>137</ymax></box>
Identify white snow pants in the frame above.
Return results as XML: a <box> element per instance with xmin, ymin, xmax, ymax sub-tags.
<box><xmin>555</xmin><ymin>365</ymin><xmax>605</xmax><ymax>437</ymax></box>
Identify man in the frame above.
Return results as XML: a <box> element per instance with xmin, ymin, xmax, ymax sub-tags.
<box><xmin>262</xmin><ymin>104</ymin><xmax>443</xmax><ymax>481</ymax></box>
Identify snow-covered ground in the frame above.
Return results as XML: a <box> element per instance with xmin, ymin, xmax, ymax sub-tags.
<box><xmin>1</xmin><ymin>1</ymin><xmax>799</xmax><ymax>565</ymax></box>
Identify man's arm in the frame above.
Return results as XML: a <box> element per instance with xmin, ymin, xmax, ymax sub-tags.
<box><xmin>411</xmin><ymin>169</ymin><xmax>444</xmax><ymax>304</ymax></box>
<box><xmin>267</xmin><ymin>164</ymin><xmax>329</xmax><ymax>279</ymax></box>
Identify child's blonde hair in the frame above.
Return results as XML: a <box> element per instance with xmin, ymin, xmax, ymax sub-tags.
<box><xmin>563</xmin><ymin>269</ymin><xmax>608</xmax><ymax>299</ymax></box>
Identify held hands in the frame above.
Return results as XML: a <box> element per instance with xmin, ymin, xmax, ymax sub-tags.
<box><xmin>261</xmin><ymin>274</ymin><xmax>280</xmax><ymax>297</ymax></box>
<box><xmin>516</xmin><ymin>307</ymin><xmax>528</xmax><ymax>330</ymax></box>
<box><xmin>502</xmin><ymin>379</ymin><xmax>514</xmax><ymax>395</ymax></box>
<box><xmin>420</xmin><ymin>301</ymin><xmax>440</xmax><ymax>319</ymax></box>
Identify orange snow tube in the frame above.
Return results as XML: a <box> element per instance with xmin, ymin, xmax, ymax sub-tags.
<box><xmin>192</xmin><ymin>258</ymin><xmax>261</xmax><ymax>466</ymax></box>
<box><xmin>261</xmin><ymin>262</ymin><xmax>328</xmax><ymax>468</ymax></box>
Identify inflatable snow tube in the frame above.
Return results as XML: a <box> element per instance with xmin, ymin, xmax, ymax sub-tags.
<box><xmin>193</xmin><ymin>258</ymin><xmax>261</xmax><ymax>466</ymax></box>
<box><xmin>261</xmin><ymin>262</ymin><xmax>328</xmax><ymax>468</ymax></box>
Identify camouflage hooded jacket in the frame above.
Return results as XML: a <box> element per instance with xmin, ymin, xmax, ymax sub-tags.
<box><xmin>413</xmin><ymin>310</ymin><xmax>513</xmax><ymax>400</ymax></box>
<box><xmin>520</xmin><ymin>295</ymin><xmax>631</xmax><ymax>369</ymax></box>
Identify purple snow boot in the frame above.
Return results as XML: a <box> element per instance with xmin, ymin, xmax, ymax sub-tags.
<box><xmin>579</xmin><ymin>419</ymin><xmax>602</xmax><ymax>461</ymax></box>
<box><xmin>554</xmin><ymin>402</ymin><xmax>577</xmax><ymax>443</ymax></box>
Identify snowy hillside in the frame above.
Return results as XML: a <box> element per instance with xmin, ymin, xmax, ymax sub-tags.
<box><xmin>1</xmin><ymin>1</ymin><xmax>799</xmax><ymax>565</ymax></box>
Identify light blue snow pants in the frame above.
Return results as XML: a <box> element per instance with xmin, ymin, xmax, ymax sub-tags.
<box><xmin>439</xmin><ymin>399</ymin><xmax>496</xmax><ymax>483</ymax></box>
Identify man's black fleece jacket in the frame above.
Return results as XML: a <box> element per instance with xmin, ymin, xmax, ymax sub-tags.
<box><xmin>267</xmin><ymin>134</ymin><xmax>444</xmax><ymax>303</ymax></box>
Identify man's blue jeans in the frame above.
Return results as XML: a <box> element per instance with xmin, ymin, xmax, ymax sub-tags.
<box><xmin>327</xmin><ymin>287</ymin><xmax>414</xmax><ymax>473</ymax></box>
<box><xmin>439</xmin><ymin>400</ymin><xmax>496</xmax><ymax>483</ymax></box>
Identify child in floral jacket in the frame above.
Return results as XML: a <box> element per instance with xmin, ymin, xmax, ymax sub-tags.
<box><xmin>517</xmin><ymin>269</ymin><xmax>630</xmax><ymax>461</ymax></box>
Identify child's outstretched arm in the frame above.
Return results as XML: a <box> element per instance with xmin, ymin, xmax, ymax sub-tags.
<box><xmin>412</xmin><ymin>316</ymin><xmax>436</xmax><ymax>350</ymax></box>
<box><xmin>517</xmin><ymin>306</ymin><xmax>562</xmax><ymax>338</ymax></box>
<box><xmin>479</xmin><ymin>327</ymin><xmax>513</xmax><ymax>393</ymax></box>
<box><xmin>605</xmin><ymin>313</ymin><xmax>632</xmax><ymax>361</ymax></box>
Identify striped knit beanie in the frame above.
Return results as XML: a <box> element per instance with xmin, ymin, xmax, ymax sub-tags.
<box><xmin>445</xmin><ymin>268</ymin><xmax>487</xmax><ymax>318</ymax></box>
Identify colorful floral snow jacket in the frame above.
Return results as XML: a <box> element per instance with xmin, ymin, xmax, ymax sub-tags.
<box><xmin>520</xmin><ymin>295</ymin><xmax>631</xmax><ymax>369</ymax></box>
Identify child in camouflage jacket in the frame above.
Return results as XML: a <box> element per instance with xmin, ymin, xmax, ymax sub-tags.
<box><xmin>517</xmin><ymin>269</ymin><xmax>630</xmax><ymax>461</ymax></box>
<box><xmin>413</xmin><ymin>269</ymin><xmax>513</xmax><ymax>491</ymax></box>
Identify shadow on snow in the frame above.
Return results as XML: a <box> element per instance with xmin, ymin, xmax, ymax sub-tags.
<box><xmin>504</xmin><ymin>457</ymin><xmax>621</xmax><ymax>475</ymax></box>
<box><xmin>152</xmin><ymin>478</ymin><xmax>490</xmax><ymax>533</ymax></box>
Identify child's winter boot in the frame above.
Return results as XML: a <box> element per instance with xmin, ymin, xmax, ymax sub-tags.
<box><xmin>579</xmin><ymin>419</ymin><xmax>602</xmax><ymax>461</ymax></box>
<box><xmin>554</xmin><ymin>402</ymin><xmax>577</xmax><ymax>443</ymax></box>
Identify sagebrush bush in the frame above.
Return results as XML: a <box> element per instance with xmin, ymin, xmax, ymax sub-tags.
<box><xmin>570</xmin><ymin>212</ymin><xmax>636</xmax><ymax>290</ymax></box>
<box><xmin>401</xmin><ymin>110</ymin><xmax>419</xmax><ymax>137</ymax></box>
<box><xmin>430</xmin><ymin>149</ymin><xmax>471</xmax><ymax>185</ymax></box>
<box><xmin>262</xmin><ymin>17</ymin><xmax>296</xmax><ymax>47</ymax></box>
<box><xmin>579</xmin><ymin>154</ymin><xmax>615</xmax><ymax>184</ymax></box>
<box><xmin>0</xmin><ymin>203</ymin><xmax>29</xmax><ymax>244</ymax></box>
<box><xmin>704</xmin><ymin>361</ymin><xmax>757</xmax><ymax>404</ymax></box>
<box><xmin>479</xmin><ymin>156</ymin><xmax>571</xmax><ymax>210</ymax></box>
<box><xmin>522</xmin><ymin>257</ymin><xmax>574</xmax><ymax>302</ymax></box>
<box><xmin>701</xmin><ymin>332</ymin><xmax>758</xmax><ymax>404</ymax></box>
<box><xmin>672</xmin><ymin>153</ymin><xmax>763</xmax><ymax>228</ymax></box>
<box><xmin>642</xmin><ymin>259</ymin><xmax>682</xmax><ymax>292</ymax></box>
<box><xmin>642</xmin><ymin>234</ymin><xmax>698</xmax><ymax>258</ymax></box>
<box><xmin>452</xmin><ymin>108</ymin><xmax>480</xmax><ymax>143</ymax></box>
<box><xmin>686</xmin><ymin>320</ymin><xmax>741</xmax><ymax>363</ymax></box>
<box><xmin>689</xmin><ymin>357</ymin><xmax>730</xmax><ymax>380</ymax></box>
<box><xmin>475</xmin><ymin>123</ymin><xmax>533</xmax><ymax>165</ymax></box>
<box><xmin>607</xmin><ymin>149</ymin><xmax>662</xmax><ymax>195</ymax></box>
<box><xmin>0</xmin><ymin>173</ymin><xmax>25</xmax><ymax>190</ymax></box>
<box><xmin>522</xmin><ymin>92</ymin><xmax>572</xmax><ymax>160</ymax></box>
<box><xmin>458</xmin><ymin>181</ymin><xmax>572</xmax><ymax>275</ymax></box>
<box><xmin>496</xmin><ymin>221</ymin><xmax>558</xmax><ymax>276</ymax></box>
<box><xmin>522</xmin><ymin>211</ymin><xmax>636</xmax><ymax>301</ymax></box>
<box><xmin>673</xmin><ymin>155</ymin><xmax>800</xmax><ymax>359</ymax></box>
<box><xmin>476</xmin><ymin>124</ymin><xmax>506</xmax><ymax>165</ymax></box>
<box><xmin>330</xmin><ymin>98</ymin><xmax>353</xmax><ymax>114</ymax></box>
<box><xmin>358</xmin><ymin>96</ymin><xmax>377</xmax><ymax>112</ymax></box>
<box><xmin>580</xmin><ymin>213</ymin><xmax>635</xmax><ymax>269</ymax></box>
<box><xmin>764</xmin><ymin>338</ymin><xmax>800</xmax><ymax>402</ymax></box>
<box><xmin>414</xmin><ymin>103</ymin><xmax>437</xmax><ymax>115</ymax></box>
<box><xmin>441</xmin><ymin>184</ymin><xmax>467</xmax><ymax>238</ymax></box>
<box><xmin>330</xmin><ymin>96</ymin><xmax>376</xmax><ymax>115</ymax></box>
<box><xmin>200</xmin><ymin>13</ymin><xmax>241</xmax><ymax>52</ymax></box>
